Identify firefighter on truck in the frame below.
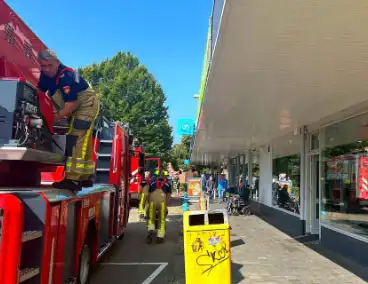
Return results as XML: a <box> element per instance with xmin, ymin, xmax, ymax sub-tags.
<box><xmin>37</xmin><ymin>49</ymin><xmax>100</xmax><ymax>191</ymax></box>
<box><xmin>146</xmin><ymin>170</ymin><xmax>172</xmax><ymax>244</ymax></box>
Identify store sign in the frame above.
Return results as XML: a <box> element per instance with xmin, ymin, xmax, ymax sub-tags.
<box><xmin>177</xmin><ymin>118</ymin><xmax>195</xmax><ymax>136</ymax></box>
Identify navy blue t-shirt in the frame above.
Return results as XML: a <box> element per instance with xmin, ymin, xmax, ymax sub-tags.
<box><xmin>141</xmin><ymin>178</ymin><xmax>151</xmax><ymax>187</ymax></box>
<box><xmin>37</xmin><ymin>64</ymin><xmax>89</xmax><ymax>103</ymax></box>
<box><xmin>149</xmin><ymin>179</ymin><xmax>171</xmax><ymax>194</ymax></box>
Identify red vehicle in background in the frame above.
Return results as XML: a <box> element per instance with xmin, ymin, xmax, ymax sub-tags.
<box><xmin>326</xmin><ymin>154</ymin><xmax>368</xmax><ymax>208</ymax></box>
<box><xmin>129</xmin><ymin>147</ymin><xmax>161</xmax><ymax>203</ymax></box>
<box><xmin>0</xmin><ymin>2</ymin><xmax>140</xmax><ymax>283</ymax></box>
<box><xmin>144</xmin><ymin>157</ymin><xmax>161</xmax><ymax>176</ymax></box>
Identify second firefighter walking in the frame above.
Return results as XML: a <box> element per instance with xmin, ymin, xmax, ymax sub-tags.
<box><xmin>146</xmin><ymin>170</ymin><xmax>172</xmax><ymax>244</ymax></box>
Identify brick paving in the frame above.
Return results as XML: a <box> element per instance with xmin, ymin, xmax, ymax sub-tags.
<box><xmin>211</xmin><ymin>201</ymin><xmax>367</xmax><ymax>284</ymax></box>
<box><xmin>91</xmin><ymin>198</ymin><xmax>366</xmax><ymax>284</ymax></box>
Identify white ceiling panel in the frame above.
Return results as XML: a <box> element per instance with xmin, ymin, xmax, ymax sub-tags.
<box><xmin>192</xmin><ymin>0</ymin><xmax>368</xmax><ymax>164</ymax></box>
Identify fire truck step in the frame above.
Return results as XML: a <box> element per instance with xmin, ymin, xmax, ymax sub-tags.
<box><xmin>97</xmin><ymin>242</ymin><xmax>112</xmax><ymax>260</ymax></box>
<box><xmin>19</xmin><ymin>267</ymin><xmax>40</xmax><ymax>282</ymax></box>
<box><xmin>97</xmin><ymin>153</ymin><xmax>111</xmax><ymax>157</ymax></box>
<box><xmin>0</xmin><ymin>147</ymin><xmax>64</xmax><ymax>164</ymax></box>
<box><xmin>22</xmin><ymin>231</ymin><xmax>43</xmax><ymax>242</ymax></box>
<box><xmin>96</xmin><ymin>168</ymin><xmax>110</xmax><ymax>172</ymax></box>
<box><xmin>98</xmin><ymin>140</ymin><xmax>113</xmax><ymax>155</ymax></box>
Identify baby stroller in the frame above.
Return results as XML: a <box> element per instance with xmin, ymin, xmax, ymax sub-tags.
<box><xmin>227</xmin><ymin>194</ymin><xmax>251</xmax><ymax>216</ymax></box>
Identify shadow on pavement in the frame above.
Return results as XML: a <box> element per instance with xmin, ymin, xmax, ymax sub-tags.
<box><xmin>292</xmin><ymin>232</ymin><xmax>368</xmax><ymax>281</ymax></box>
<box><xmin>249</xmin><ymin>208</ymin><xmax>368</xmax><ymax>282</ymax></box>
<box><xmin>231</xmin><ymin>261</ymin><xmax>245</xmax><ymax>283</ymax></box>
<box><xmin>230</xmin><ymin>238</ymin><xmax>245</xmax><ymax>248</ymax></box>
<box><xmin>168</xmin><ymin>197</ymin><xmax>183</xmax><ymax>207</ymax></box>
<box><xmin>304</xmin><ymin>242</ymin><xmax>368</xmax><ymax>281</ymax></box>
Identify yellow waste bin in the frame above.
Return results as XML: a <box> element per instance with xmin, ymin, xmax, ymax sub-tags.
<box><xmin>183</xmin><ymin>209</ymin><xmax>231</xmax><ymax>284</ymax></box>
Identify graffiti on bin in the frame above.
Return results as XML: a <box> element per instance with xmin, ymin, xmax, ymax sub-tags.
<box><xmin>191</xmin><ymin>232</ymin><xmax>229</xmax><ymax>276</ymax></box>
<box><xmin>196</xmin><ymin>244</ymin><xmax>229</xmax><ymax>275</ymax></box>
<box><xmin>208</xmin><ymin>235</ymin><xmax>220</xmax><ymax>246</ymax></box>
<box><xmin>191</xmin><ymin>235</ymin><xmax>204</xmax><ymax>253</ymax></box>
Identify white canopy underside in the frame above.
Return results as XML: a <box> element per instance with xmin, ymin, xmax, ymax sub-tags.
<box><xmin>191</xmin><ymin>0</ymin><xmax>368</xmax><ymax>164</ymax></box>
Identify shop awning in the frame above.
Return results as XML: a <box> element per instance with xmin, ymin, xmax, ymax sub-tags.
<box><xmin>191</xmin><ymin>0</ymin><xmax>368</xmax><ymax>164</ymax></box>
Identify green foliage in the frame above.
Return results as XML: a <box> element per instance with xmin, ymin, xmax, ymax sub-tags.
<box><xmin>197</xmin><ymin>167</ymin><xmax>212</xmax><ymax>174</ymax></box>
<box><xmin>78</xmin><ymin>52</ymin><xmax>173</xmax><ymax>160</ymax></box>
<box><xmin>169</xmin><ymin>136</ymin><xmax>191</xmax><ymax>171</ymax></box>
<box><xmin>323</xmin><ymin>140</ymin><xmax>368</xmax><ymax>158</ymax></box>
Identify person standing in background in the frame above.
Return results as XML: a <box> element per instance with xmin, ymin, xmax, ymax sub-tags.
<box><xmin>287</xmin><ymin>176</ymin><xmax>293</xmax><ymax>197</ymax></box>
<box><xmin>201</xmin><ymin>174</ymin><xmax>207</xmax><ymax>193</ymax></box>
<box><xmin>173</xmin><ymin>173</ymin><xmax>180</xmax><ymax>196</ymax></box>
<box><xmin>254</xmin><ymin>176</ymin><xmax>259</xmax><ymax>199</ymax></box>
<box><xmin>217</xmin><ymin>174</ymin><xmax>228</xmax><ymax>203</ymax></box>
<box><xmin>206</xmin><ymin>175</ymin><xmax>216</xmax><ymax>202</ymax></box>
<box><xmin>272</xmin><ymin>176</ymin><xmax>280</xmax><ymax>205</ymax></box>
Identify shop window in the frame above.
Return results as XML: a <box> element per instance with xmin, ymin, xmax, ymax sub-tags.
<box><xmin>272</xmin><ymin>155</ymin><xmax>301</xmax><ymax>214</ymax></box>
<box><xmin>250</xmin><ymin>151</ymin><xmax>260</xmax><ymax>200</ymax></box>
<box><xmin>322</xmin><ymin>113</ymin><xmax>368</xmax><ymax>241</ymax></box>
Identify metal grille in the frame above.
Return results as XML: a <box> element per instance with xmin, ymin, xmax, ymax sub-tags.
<box><xmin>4</xmin><ymin>22</ymin><xmax>14</xmax><ymax>45</ymax></box>
<box><xmin>24</xmin><ymin>40</ymin><xmax>34</xmax><ymax>61</ymax></box>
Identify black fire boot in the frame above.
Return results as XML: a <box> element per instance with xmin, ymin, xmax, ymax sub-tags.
<box><xmin>81</xmin><ymin>175</ymin><xmax>94</xmax><ymax>187</ymax></box>
<box><xmin>53</xmin><ymin>179</ymin><xmax>82</xmax><ymax>192</ymax></box>
<box><xmin>146</xmin><ymin>231</ymin><xmax>154</xmax><ymax>244</ymax></box>
<box><xmin>81</xmin><ymin>179</ymin><xmax>94</xmax><ymax>188</ymax></box>
<box><xmin>156</xmin><ymin>237</ymin><xmax>164</xmax><ymax>244</ymax></box>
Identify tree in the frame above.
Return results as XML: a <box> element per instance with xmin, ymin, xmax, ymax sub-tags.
<box><xmin>169</xmin><ymin>136</ymin><xmax>191</xmax><ymax>171</ymax></box>
<box><xmin>78</xmin><ymin>52</ymin><xmax>173</xmax><ymax>160</ymax></box>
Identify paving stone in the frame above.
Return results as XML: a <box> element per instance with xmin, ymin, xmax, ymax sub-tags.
<box><xmin>208</xmin><ymin>203</ymin><xmax>366</xmax><ymax>284</ymax></box>
<box><xmin>91</xmin><ymin>199</ymin><xmax>367</xmax><ymax>284</ymax></box>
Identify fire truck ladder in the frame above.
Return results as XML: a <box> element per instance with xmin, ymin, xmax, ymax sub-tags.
<box><xmin>0</xmin><ymin>192</ymin><xmax>45</xmax><ymax>283</ymax></box>
<box><xmin>95</xmin><ymin>139</ymin><xmax>112</xmax><ymax>184</ymax></box>
<box><xmin>94</xmin><ymin>122</ymin><xmax>114</xmax><ymax>184</ymax></box>
<box><xmin>18</xmin><ymin>192</ymin><xmax>45</xmax><ymax>283</ymax></box>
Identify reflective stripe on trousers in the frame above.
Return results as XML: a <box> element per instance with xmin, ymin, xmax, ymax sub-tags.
<box><xmin>65</xmin><ymin>158</ymin><xmax>95</xmax><ymax>174</ymax></box>
<box><xmin>139</xmin><ymin>184</ymin><xmax>149</xmax><ymax>215</ymax></box>
<box><xmin>147</xmin><ymin>190</ymin><xmax>167</xmax><ymax>238</ymax></box>
<box><xmin>64</xmin><ymin>89</ymin><xmax>100</xmax><ymax>181</ymax></box>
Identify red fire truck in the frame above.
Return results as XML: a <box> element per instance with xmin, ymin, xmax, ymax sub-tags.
<box><xmin>129</xmin><ymin>147</ymin><xmax>160</xmax><ymax>203</ymax></box>
<box><xmin>0</xmin><ymin>1</ymin><xmax>138</xmax><ymax>283</ymax></box>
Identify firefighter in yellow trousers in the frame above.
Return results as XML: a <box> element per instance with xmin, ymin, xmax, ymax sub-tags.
<box><xmin>146</xmin><ymin>171</ymin><xmax>171</xmax><ymax>244</ymax></box>
<box><xmin>37</xmin><ymin>49</ymin><xmax>100</xmax><ymax>191</ymax></box>
<box><xmin>139</xmin><ymin>171</ymin><xmax>151</xmax><ymax>220</ymax></box>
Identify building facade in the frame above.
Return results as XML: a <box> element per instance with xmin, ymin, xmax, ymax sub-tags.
<box><xmin>191</xmin><ymin>0</ymin><xmax>368</xmax><ymax>266</ymax></box>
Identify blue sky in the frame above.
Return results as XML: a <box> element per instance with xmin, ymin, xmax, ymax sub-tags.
<box><xmin>6</xmin><ymin>0</ymin><xmax>212</xmax><ymax>144</ymax></box>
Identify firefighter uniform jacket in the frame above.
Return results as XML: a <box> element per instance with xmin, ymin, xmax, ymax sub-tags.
<box><xmin>38</xmin><ymin>64</ymin><xmax>90</xmax><ymax>102</ymax></box>
<box><xmin>149</xmin><ymin>179</ymin><xmax>172</xmax><ymax>195</ymax></box>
